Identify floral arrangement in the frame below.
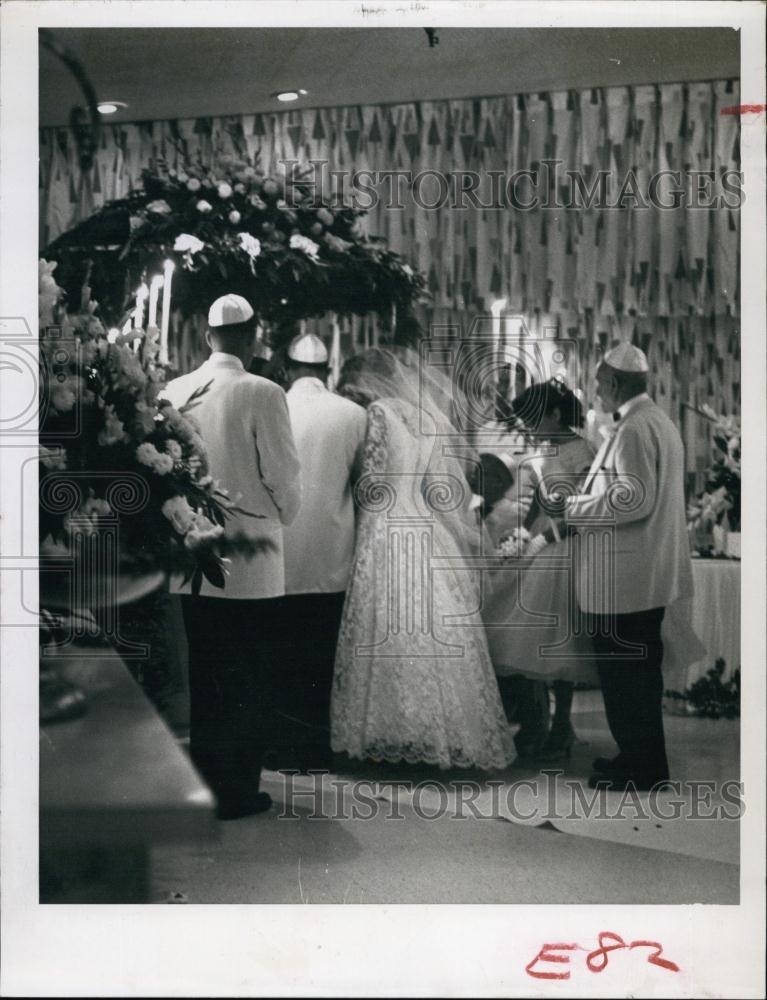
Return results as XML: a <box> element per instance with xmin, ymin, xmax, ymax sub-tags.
<box><xmin>665</xmin><ymin>659</ymin><xmax>740</xmax><ymax>719</ymax></box>
<box><xmin>496</xmin><ymin>527</ymin><xmax>532</xmax><ymax>560</ymax></box>
<box><xmin>686</xmin><ymin>403</ymin><xmax>741</xmax><ymax>545</ymax></box>
<box><xmin>43</xmin><ymin>154</ymin><xmax>426</xmax><ymax>334</ymax></box>
<box><xmin>39</xmin><ymin>260</ymin><xmax>270</xmax><ymax>595</ymax></box>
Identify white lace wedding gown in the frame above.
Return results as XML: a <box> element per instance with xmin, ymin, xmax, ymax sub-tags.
<box><xmin>331</xmin><ymin>399</ymin><xmax>515</xmax><ymax>770</ymax></box>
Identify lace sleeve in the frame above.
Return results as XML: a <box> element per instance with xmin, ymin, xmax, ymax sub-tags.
<box><xmin>362</xmin><ymin>402</ymin><xmax>389</xmax><ymax>475</ymax></box>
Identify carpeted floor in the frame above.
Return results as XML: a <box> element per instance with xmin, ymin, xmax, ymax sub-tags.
<box><xmin>151</xmin><ymin>696</ymin><xmax>739</xmax><ymax>904</ymax></box>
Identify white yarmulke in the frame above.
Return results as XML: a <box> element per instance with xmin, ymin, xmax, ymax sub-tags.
<box><xmin>208</xmin><ymin>294</ymin><xmax>254</xmax><ymax>328</ymax></box>
<box><xmin>287</xmin><ymin>332</ymin><xmax>329</xmax><ymax>365</ymax></box>
<box><xmin>603</xmin><ymin>342</ymin><xmax>649</xmax><ymax>373</ymax></box>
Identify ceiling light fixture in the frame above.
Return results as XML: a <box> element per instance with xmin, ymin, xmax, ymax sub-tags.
<box><xmin>97</xmin><ymin>100</ymin><xmax>128</xmax><ymax>115</ymax></box>
<box><xmin>274</xmin><ymin>89</ymin><xmax>308</xmax><ymax>103</ymax></box>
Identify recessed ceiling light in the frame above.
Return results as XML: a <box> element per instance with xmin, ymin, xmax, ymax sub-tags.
<box><xmin>97</xmin><ymin>101</ymin><xmax>128</xmax><ymax>115</ymax></box>
<box><xmin>274</xmin><ymin>89</ymin><xmax>308</xmax><ymax>102</ymax></box>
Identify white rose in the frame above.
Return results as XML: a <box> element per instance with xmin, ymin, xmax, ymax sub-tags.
<box><xmin>161</xmin><ymin>495</ymin><xmax>196</xmax><ymax>535</ymax></box>
<box><xmin>289</xmin><ymin>234</ymin><xmax>320</xmax><ymax>258</ymax></box>
<box><xmin>174</xmin><ymin>233</ymin><xmax>205</xmax><ymax>255</ymax></box>
<box><xmin>136</xmin><ymin>441</ymin><xmax>174</xmax><ymax>475</ymax></box>
<box><xmin>50</xmin><ymin>382</ymin><xmax>77</xmax><ymax>413</ymax></box>
<box><xmin>146</xmin><ymin>199</ymin><xmax>172</xmax><ymax>215</ymax></box>
<box><xmin>183</xmin><ymin>512</ymin><xmax>225</xmax><ymax>550</ymax></box>
<box><xmin>196</xmin><ymin>200</ymin><xmax>213</xmax><ymax>214</ymax></box>
<box><xmin>228</xmin><ymin>210</ymin><xmax>241</xmax><ymax>225</ymax></box>
<box><xmin>238</xmin><ymin>232</ymin><xmax>262</xmax><ymax>259</ymax></box>
<box><xmin>187</xmin><ymin>177</ymin><xmax>201</xmax><ymax>192</ymax></box>
<box><xmin>40</xmin><ymin>446</ymin><xmax>67</xmax><ymax>470</ymax></box>
<box><xmin>217</xmin><ymin>182</ymin><xmax>233</xmax><ymax>199</ymax></box>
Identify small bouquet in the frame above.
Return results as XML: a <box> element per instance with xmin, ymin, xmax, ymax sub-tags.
<box><xmin>497</xmin><ymin>527</ymin><xmax>532</xmax><ymax>560</ymax></box>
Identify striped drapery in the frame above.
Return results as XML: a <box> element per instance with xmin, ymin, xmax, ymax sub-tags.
<box><xmin>40</xmin><ymin>79</ymin><xmax>741</xmax><ymax>476</ymax></box>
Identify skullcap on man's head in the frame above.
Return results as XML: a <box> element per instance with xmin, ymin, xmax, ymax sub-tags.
<box><xmin>287</xmin><ymin>332</ymin><xmax>329</xmax><ymax>365</ymax></box>
<box><xmin>603</xmin><ymin>342</ymin><xmax>649</xmax><ymax>373</ymax></box>
<box><xmin>208</xmin><ymin>294</ymin><xmax>254</xmax><ymax>328</ymax></box>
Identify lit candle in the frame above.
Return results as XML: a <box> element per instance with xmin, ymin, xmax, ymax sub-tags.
<box><xmin>107</xmin><ymin>328</ymin><xmax>120</xmax><ymax>344</ymax></box>
<box><xmin>133</xmin><ymin>283</ymin><xmax>149</xmax><ymax>352</ymax></box>
<box><xmin>148</xmin><ymin>274</ymin><xmax>163</xmax><ymax>328</ymax></box>
<box><xmin>159</xmin><ymin>259</ymin><xmax>175</xmax><ymax>365</ymax></box>
<box><xmin>328</xmin><ymin>313</ymin><xmax>341</xmax><ymax>391</ymax></box>
<box><xmin>490</xmin><ymin>298</ymin><xmax>508</xmax><ymax>360</ymax></box>
<box><xmin>134</xmin><ymin>283</ymin><xmax>149</xmax><ymax>330</ymax></box>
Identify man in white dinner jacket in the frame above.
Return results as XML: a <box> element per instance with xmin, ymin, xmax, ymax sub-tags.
<box><xmin>544</xmin><ymin>343</ymin><xmax>693</xmax><ymax>791</ymax></box>
<box><xmin>274</xmin><ymin>332</ymin><xmax>366</xmax><ymax>770</ymax></box>
<box><xmin>163</xmin><ymin>294</ymin><xmax>301</xmax><ymax>819</ymax></box>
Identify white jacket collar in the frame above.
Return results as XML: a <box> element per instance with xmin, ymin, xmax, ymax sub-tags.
<box><xmin>616</xmin><ymin>392</ymin><xmax>651</xmax><ymax>422</ymax></box>
<box><xmin>205</xmin><ymin>351</ymin><xmax>245</xmax><ymax>371</ymax></box>
<box><xmin>288</xmin><ymin>376</ymin><xmax>327</xmax><ymax>394</ymax></box>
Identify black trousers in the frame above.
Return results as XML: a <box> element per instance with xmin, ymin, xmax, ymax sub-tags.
<box><xmin>269</xmin><ymin>591</ymin><xmax>346</xmax><ymax>766</ymax></box>
<box><xmin>588</xmin><ymin>607</ymin><xmax>669</xmax><ymax>779</ymax></box>
<box><xmin>181</xmin><ymin>595</ymin><xmax>279</xmax><ymax>807</ymax></box>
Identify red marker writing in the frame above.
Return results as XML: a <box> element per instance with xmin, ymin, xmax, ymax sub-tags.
<box><xmin>526</xmin><ymin>931</ymin><xmax>680</xmax><ymax>979</ymax></box>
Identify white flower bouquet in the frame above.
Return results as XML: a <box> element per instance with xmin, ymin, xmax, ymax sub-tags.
<box><xmin>39</xmin><ymin>261</ymin><xmax>270</xmax><ymax>595</ymax></box>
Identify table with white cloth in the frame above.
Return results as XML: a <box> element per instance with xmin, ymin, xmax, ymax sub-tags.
<box><xmin>663</xmin><ymin>558</ymin><xmax>741</xmax><ymax>695</ymax></box>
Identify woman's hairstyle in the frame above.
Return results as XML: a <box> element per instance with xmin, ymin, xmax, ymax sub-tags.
<box><xmin>337</xmin><ymin>348</ymin><xmax>399</xmax><ymax>407</ymax></box>
<box><xmin>336</xmin><ymin>346</ymin><xmax>458</xmax><ymax>420</ymax></box>
<box><xmin>469</xmin><ymin>453</ymin><xmax>515</xmax><ymax>515</ymax></box>
<box><xmin>510</xmin><ymin>377</ymin><xmax>584</xmax><ymax>431</ymax></box>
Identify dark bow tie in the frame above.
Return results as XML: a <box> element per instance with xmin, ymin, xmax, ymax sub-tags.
<box><xmin>612</xmin><ymin>411</ymin><xmax>621</xmax><ymax>422</ymax></box>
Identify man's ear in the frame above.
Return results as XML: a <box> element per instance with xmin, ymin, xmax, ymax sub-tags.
<box><xmin>205</xmin><ymin>330</ymin><xmax>213</xmax><ymax>350</ymax></box>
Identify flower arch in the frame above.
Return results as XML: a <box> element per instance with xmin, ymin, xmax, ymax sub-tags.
<box><xmin>44</xmin><ymin>154</ymin><xmax>426</xmax><ymax>344</ymax></box>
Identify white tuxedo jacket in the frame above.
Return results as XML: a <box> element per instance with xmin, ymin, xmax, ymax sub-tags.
<box><xmin>565</xmin><ymin>396</ymin><xmax>693</xmax><ymax>614</ymax></box>
<box><xmin>283</xmin><ymin>377</ymin><xmax>367</xmax><ymax>594</ymax></box>
<box><xmin>163</xmin><ymin>352</ymin><xmax>301</xmax><ymax>600</ymax></box>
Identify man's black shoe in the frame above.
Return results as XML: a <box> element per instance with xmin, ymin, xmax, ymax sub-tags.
<box><xmin>217</xmin><ymin>791</ymin><xmax>273</xmax><ymax>821</ymax></box>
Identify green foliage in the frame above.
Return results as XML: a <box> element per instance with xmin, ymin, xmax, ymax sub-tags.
<box><xmin>679</xmin><ymin>658</ymin><xmax>741</xmax><ymax>719</ymax></box>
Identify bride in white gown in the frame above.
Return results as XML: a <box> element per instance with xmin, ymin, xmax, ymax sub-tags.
<box><xmin>331</xmin><ymin>348</ymin><xmax>514</xmax><ymax>770</ymax></box>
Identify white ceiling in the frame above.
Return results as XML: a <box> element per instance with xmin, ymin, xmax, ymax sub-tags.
<box><xmin>39</xmin><ymin>27</ymin><xmax>739</xmax><ymax>128</ymax></box>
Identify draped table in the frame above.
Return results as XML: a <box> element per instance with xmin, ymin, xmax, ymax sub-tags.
<box><xmin>664</xmin><ymin>558</ymin><xmax>741</xmax><ymax>695</ymax></box>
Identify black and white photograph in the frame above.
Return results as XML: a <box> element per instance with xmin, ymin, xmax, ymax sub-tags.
<box><xmin>1</xmin><ymin>1</ymin><xmax>765</xmax><ymax>996</ymax></box>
